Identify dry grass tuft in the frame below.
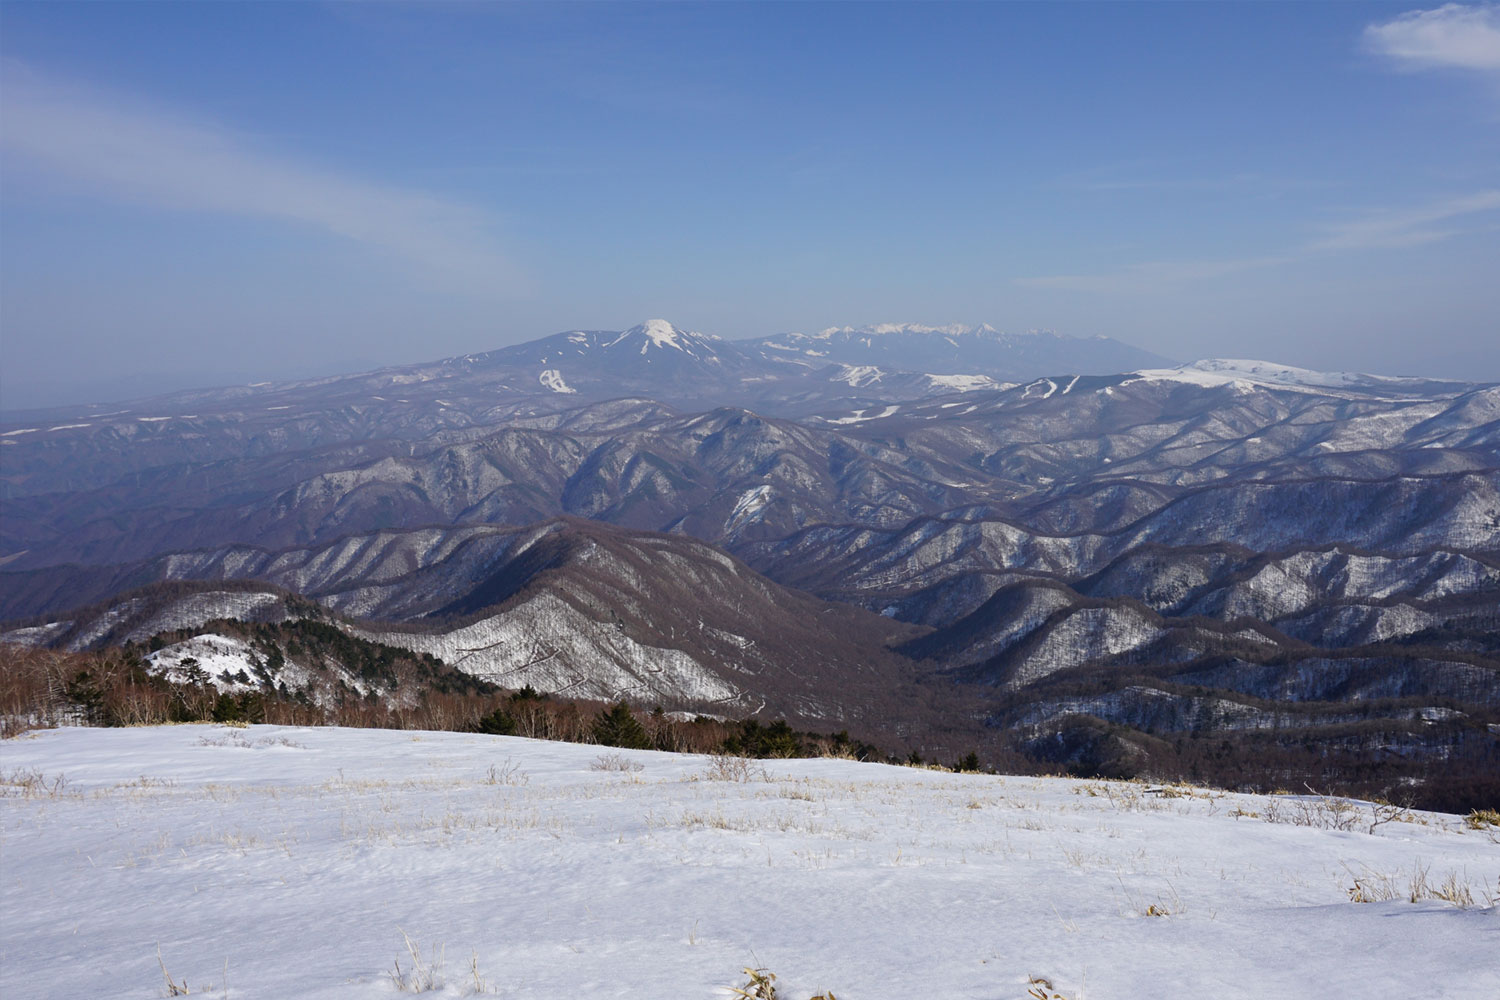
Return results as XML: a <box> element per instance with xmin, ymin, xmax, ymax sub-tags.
<box><xmin>1027</xmin><ymin>975</ymin><xmax>1074</xmax><ymax>1000</ymax></box>
<box><xmin>1465</xmin><ymin>808</ymin><xmax>1500</xmax><ymax>831</ymax></box>
<box><xmin>0</xmin><ymin>767</ymin><xmax>73</xmax><ymax>799</ymax></box>
<box><xmin>728</xmin><ymin>967</ymin><xmax>780</xmax><ymax>1000</ymax></box>
<box><xmin>390</xmin><ymin>928</ymin><xmax>445</xmax><ymax>993</ymax></box>
<box><xmin>157</xmin><ymin>945</ymin><xmax>189</xmax><ymax>996</ymax></box>
<box><xmin>726</xmin><ymin>967</ymin><xmax>837</xmax><ymax>1000</ymax></box>
<box><xmin>1345</xmin><ymin>861</ymin><xmax>1486</xmax><ymax>908</ymax></box>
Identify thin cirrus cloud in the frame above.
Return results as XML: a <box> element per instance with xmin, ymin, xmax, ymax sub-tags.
<box><xmin>0</xmin><ymin>62</ymin><xmax>525</xmax><ymax>294</ymax></box>
<box><xmin>1363</xmin><ymin>3</ymin><xmax>1500</xmax><ymax>73</ymax></box>
<box><xmin>1016</xmin><ymin>190</ymin><xmax>1500</xmax><ymax>293</ymax></box>
<box><xmin>1307</xmin><ymin>190</ymin><xmax>1500</xmax><ymax>250</ymax></box>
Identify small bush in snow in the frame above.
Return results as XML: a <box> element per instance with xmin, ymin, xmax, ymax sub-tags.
<box><xmin>590</xmin><ymin>752</ymin><xmax>644</xmax><ymax>773</ymax></box>
<box><xmin>483</xmin><ymin>759</ymin><xmax>527</xmax><ymax>786</ymax></box>
<box><xmin>701</xmin><ymin>754</ymin><xmax>766</xmax><ymax>782</ymax></box>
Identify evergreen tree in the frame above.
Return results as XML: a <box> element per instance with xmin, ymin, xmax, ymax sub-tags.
<box><xmin>476</xmin><ymin>706</ymin><xmax>516</xmax><ymax>736</ymax></box>
<box><xmin>592</xmin><ymin>701</ymin><xmax>651</xmax><ymax>749</ymax></box>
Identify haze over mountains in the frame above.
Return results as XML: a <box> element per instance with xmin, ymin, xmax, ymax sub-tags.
<box><xmin>4</xmin><ymin>319</ymin><xmax>1497</xmax><ymax>796</ymax></box>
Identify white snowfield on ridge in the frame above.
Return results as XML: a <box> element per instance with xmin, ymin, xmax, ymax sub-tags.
<box><xmin>1128</xmin><ymin>358</ymin><xmax>1453</xmax><ymax>392</ymax></box>
<box><xmin>2</xmin><ymin>725</ymin><xmax>1496</xmax><ymax>1000</ymax></box>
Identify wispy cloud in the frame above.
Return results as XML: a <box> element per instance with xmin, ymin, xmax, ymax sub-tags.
<box><xmin>1016</xmin><ymin>191</ymin><xmax>1500</xmax><ymax>292</ymax></box>
<box><xmin>1364</xmin><ymin>3</ymin><xmax>1500</xmax><ymax>73</ymax></box>
<box><xmin>0</xmin><ymin>62</ymin><xmax>525</xmax><ymax>293</ymax></box>
<box><xmin>1307</xmin><ymin>190</ymin><xmax>1500</xmax><ymax>250</ymax></box>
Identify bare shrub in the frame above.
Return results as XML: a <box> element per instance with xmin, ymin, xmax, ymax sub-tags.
<box><xmin>701</xmin><ymin>754</ymin><xmax>767</xmax><ymax>782</ymax></box>
<box><xmin>1259</xmin><ymin>786</ymin><xmax>1411</xmax><ymax>835</ymax></box>
<box><xmin>483</xmin><ymin>759</ymin><xmax>528</xmax><ymax>786</ymax></box>
<box><xmin>590</xmin><ymin>752</ymin><xmax>644</xmax><ymax>773</ymax></box>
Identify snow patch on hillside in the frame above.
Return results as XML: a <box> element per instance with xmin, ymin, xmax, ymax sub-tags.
<box><xmin>363</xmin><ymin>592</ymin><xmax>742</xmax><ymax>706</ymax></box>
<box><xmin>0</xmin><ymin>621</ymin><xmax>72</xmax><ymax>647</ymax></box>
<box><xmin>145</xmin><ymin>633</ymin><xmax>262</xmax><ymax>691</ymax></box>
<box><xmin>831</xmin><ymin>364</ymin><xmax>885</xmax><ymax>387</ymax></box>
<box><xmin>725</xmin><ymin>484</ymin><xmax>774</xmax><ymax>532</ymax></box>
<box><xmin>822</xmin><ymin>404</ymin><xmax>900</xmax><ymax>425</ymax></box>
<box><xmin>925</xmin><ymin>373</ymin><xmax>999</xmax><ymax>392</ymax></box>
<box><xmin>538</xmin><ymin>369</ymin><xmax>577</xmax><ymax>394</ymax></box>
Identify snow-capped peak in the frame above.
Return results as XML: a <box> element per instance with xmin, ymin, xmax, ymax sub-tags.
<box><xmin>629</xmin><ymin>319</ymin><xmax>687</xmax><ymax>350</ymax></box>
<box><xmin>813</xmin><ymin>323</ymin><xmax>1002</xmax><ymax>340</ymax></box>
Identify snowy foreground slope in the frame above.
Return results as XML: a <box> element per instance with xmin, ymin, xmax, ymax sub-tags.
<box><xmin>1</xmin><ymin>727</ymin><xmax>1496</xmax><ymax>999</ymax></box>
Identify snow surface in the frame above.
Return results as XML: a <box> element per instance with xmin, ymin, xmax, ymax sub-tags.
<box><xmin>2</xmin><ymin>725</ymin><xmax>1496</xmax><ymax>999</ymax></box>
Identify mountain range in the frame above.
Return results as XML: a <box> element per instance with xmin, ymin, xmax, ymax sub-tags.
<box><xmin>3</xmin><ymin>319</ymin><xmax>1496</xmax><ymax>798</ymax></box>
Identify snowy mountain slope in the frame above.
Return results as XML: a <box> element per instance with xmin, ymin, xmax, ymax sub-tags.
<box><xmin>827</xmin><ymin>376</ymin><xmax>1500</xmax><ymax>494</ymax></box>
<box><xmin>347</xmin><ymin>520</ymin><xmax>927</xmax><ymax>719</ymax></box>
<box><xmin>742</xmin><ymin>472</ymin><xmax>1500</xmax><ymax>611</ymax></box>
<box><xmin>136</xmin><ymin>629</ymin><xmax>455</xmax><ymax>705</ymax></box>
<box><xmin>899</xmin><ymin>575</ymin><xmax>1499</xmax><ymax>709</ymax></box>
<box><xmin>2</xmin><ymin>520</ymin><xmax>928</xmax><ymax>723</ymax></box>
<box><xmin>0</xmin><ymin>583</ymin><xmax>307</xmax><ymax>652</ymax></box>
<box><xmin>1</xmin><ymin>725</ymin><xmax>1496</xmax><ymax>1000</ymax></box>
<box><xmin>469</xmin><ymin>319</ymin><xmax>749</xmax><ymax>374</ymax></box>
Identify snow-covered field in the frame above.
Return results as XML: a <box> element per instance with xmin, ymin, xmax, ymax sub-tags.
<box><xmin>2</xmin><ymin>725</ymin><xmax>1496</xmax><ymax>999</ymax></box>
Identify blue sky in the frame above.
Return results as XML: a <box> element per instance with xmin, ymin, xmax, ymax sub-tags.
<box><xmin>2</xmin><ymin>1</ymin><xmax>1498</xmax><ymax>407</ymax></box>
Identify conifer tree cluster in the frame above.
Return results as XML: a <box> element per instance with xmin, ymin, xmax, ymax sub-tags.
<box><xmin>591</xmin><ymin>701</ymin><xmax>653</xmax><ymax>749</ymax></box>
